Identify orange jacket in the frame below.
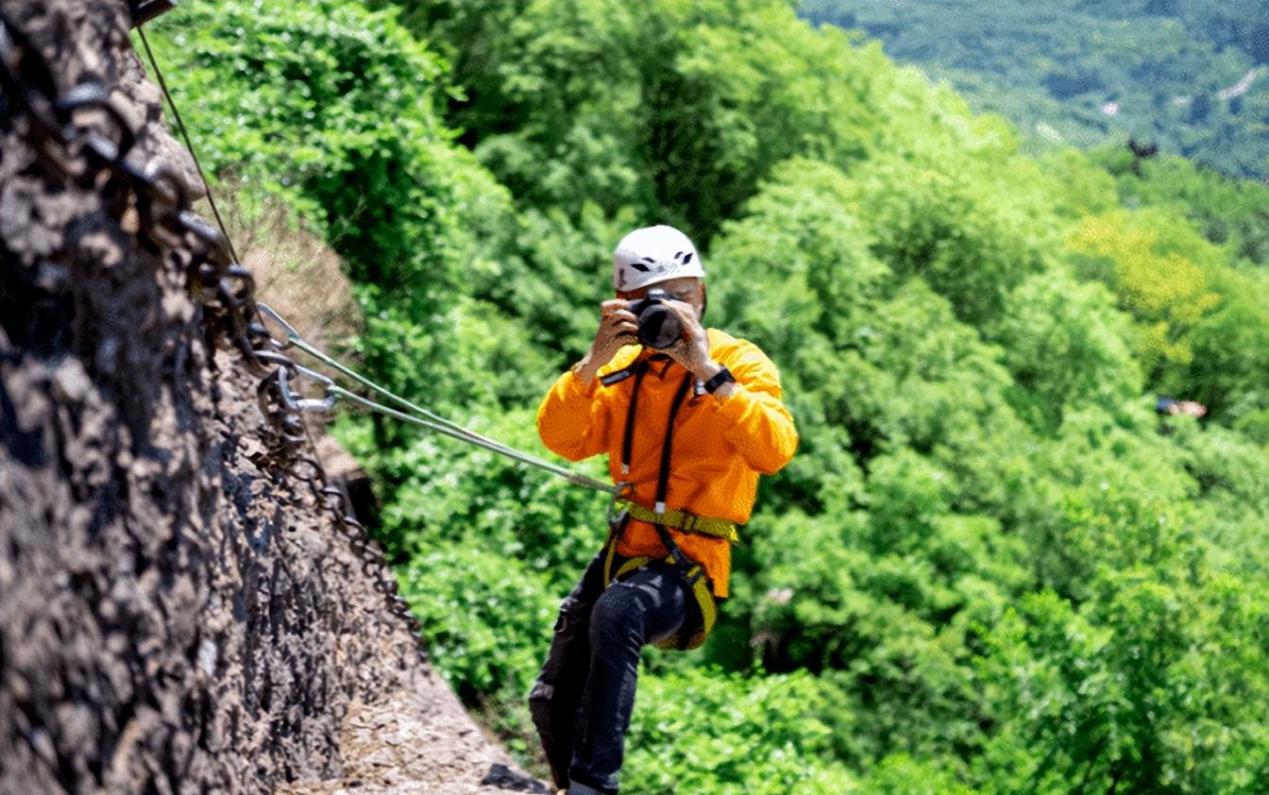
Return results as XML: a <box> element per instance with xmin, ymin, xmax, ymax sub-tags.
<box><xmin>537</xmin><ymin>329</ymin><xmax>797</xmax><ymax>597</ymax></box>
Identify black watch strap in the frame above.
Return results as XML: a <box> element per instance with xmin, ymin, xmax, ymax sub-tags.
<box><xmin>703</xmin><ymin>365</ymin><xmax>735</xmax><ymax>394</ymax></box>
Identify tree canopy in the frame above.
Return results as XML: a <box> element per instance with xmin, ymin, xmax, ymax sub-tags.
<box><xmin>802</xmin><ymin>0</ymin><xmax>1269</xmax><ymax>181</ymax></box>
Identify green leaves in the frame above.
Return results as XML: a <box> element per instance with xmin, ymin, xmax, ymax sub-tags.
<box><xmin>624</xmin><ymin>667</ymin><xmax>856</xmax><ymax>794</ymax></box>
<box><xmin>992</xmin><ymin>269</ymin><xmax>1142</xmax><ymax>430</ymax></box>
<box><xmin>146</xmin><ymin>0</ymin><xmax>515</xmax><ymax>331</ymax></box>
<box><xmin>977</xmin><ymin>575</ymin><xmax>1269</xmax><ymax>793</ymax></box>
<box><xmin>803</xmin><ymin>0</ymin><xmax>1269</xmax><ymax>180</ymax></box>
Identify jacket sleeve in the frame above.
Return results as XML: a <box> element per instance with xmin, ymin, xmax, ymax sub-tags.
<box><xmin>710</xmin><ymin>343</ymin><xmax>798</xmax><ymax>474</ymax></box>
<box><xmin>536</xmin><ymin>368</ymin><xmax>613</xmax><ymax>462</ymax></box>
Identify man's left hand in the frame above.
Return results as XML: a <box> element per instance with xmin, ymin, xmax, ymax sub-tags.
<box><xmin>661</xmin><ymin>299</ymin><xmax>723</xmax><ymax>382</ymax></box>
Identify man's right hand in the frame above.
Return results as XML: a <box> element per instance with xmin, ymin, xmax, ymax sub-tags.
<box><xmin>574</xmin><ymin>299</ymin><xmax>638</xmax><ymax>384</ymax></box>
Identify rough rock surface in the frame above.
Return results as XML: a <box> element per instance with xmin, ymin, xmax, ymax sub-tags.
<box><xmin>0</xmin><ymin>1</ymin><xmax>545</xmax><ymax>792</ymax></box>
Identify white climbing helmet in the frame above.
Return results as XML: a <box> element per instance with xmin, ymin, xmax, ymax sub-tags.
<box><xmin>612</xmin><ymin>225</ymin><xmax>705</xmax><ymax>292</ymax></box>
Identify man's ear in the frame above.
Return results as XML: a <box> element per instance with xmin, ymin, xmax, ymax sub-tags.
<box><xmin>699</xmin><ymin>282</ymin><xmax>708</xmax><ymax>321</ymax></box>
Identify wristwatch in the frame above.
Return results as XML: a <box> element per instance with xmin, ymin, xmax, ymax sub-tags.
<box><xmin>703</xmin><ymin>365</ymin><xmax>735</xmax><ymax>394</ymax></box>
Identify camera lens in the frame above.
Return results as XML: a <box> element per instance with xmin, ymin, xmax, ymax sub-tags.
<box><xmin>637</xmin><ymin>304</ymin><xmax>681</xmax><ymax>349</ymax></box>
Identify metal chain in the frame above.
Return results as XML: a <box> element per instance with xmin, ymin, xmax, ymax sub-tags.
<box><xmin>0</xmin><ymin>11</ymin><xmax>426</xmax><ymax>661</ymax></box>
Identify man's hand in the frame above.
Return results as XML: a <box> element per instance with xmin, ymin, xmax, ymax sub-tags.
<box><xmin>661</xmin><ymin>299</ymin><xmax>725</xmax><ymax>383</ymax></box>
<box><xmin>574</xmin><ymin>299</ymin><xmax>638</xmax><ymax>384</ymax></box>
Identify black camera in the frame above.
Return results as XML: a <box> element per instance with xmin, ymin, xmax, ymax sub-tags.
<box><xmin>627</xmin><ymin>288</ymin><xmax>682</xmax><ymax>349</ymax></box>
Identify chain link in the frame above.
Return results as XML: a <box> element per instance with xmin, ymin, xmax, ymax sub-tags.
<box><xmin>0</xmin><ymin>11</ymin><xmax>426</xmax><ymax>661</ymax></box>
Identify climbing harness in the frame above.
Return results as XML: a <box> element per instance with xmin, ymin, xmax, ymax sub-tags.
<box><xmin>612</xmin><ymin>499</ymin><xmax>740</xmax><ymax>544</ymax></box>
<box><xmin>598</xmin><ymin>363</ymin><xmax>740</xmax><ymax>651</ymax></box>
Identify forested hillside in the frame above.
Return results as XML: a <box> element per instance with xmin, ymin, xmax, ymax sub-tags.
<box><xmin>145</xmin><ymin>0</ymin><xmax>1268</xmax><ymax>791</ymax></box>
<box><xmin>802</xmin><ymin>0</ymin><xmax>1269</xmax><ymax>180</ymax></box>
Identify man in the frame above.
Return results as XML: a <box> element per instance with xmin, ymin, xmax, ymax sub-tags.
<box><xmin>529</xmin><ymin>225</ymin><xmax>798</xmax><ymax>795</ymax></box>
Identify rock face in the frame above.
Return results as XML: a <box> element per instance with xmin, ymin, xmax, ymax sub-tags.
<box><xmin>0</xmin><ymin>2</ymin><xmax>531</xmax><ymax>792</ymax></box>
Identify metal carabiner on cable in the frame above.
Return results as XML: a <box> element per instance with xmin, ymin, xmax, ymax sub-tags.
<box><xmin>254</xmin><ymin>301</ymin><xmax>301</xmax><ymax>350</ymax></box>
<box><xmin>606</xmin><ymin>481</ymin><xmax>635</xmax><ymax>528</ymax></box>
<box><xmin>276</xmin><ymin>364</ymin><xmax>337</xmax><ymax>414</ymax></box>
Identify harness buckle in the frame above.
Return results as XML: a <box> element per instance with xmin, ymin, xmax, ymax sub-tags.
<box><xmin>679</xmin><ymin>509</ymin><xmax>700</xmax><ymax>534</ymax></box>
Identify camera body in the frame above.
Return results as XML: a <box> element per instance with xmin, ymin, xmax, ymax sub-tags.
<box><xmin>627</xmin><ymin>288</ymin><xmax>682</xmax><ymax>349</ymax></box>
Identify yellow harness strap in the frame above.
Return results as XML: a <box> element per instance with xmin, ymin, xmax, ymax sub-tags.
<box><xmin>617</xmin><ymin>499</ymin><xmax>740</xmax><ymax>543</ymax></box>
<box><xmin>602</xmin><ymin>504</ymin><xmax>736</xmax><ymax>651</ymax></box>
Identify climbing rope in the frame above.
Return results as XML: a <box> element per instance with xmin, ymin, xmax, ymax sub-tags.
<box><xmin>135</xmin><ymin>23</ymin><xmax>239</xmax><ymax>264</ymax></box>
<box><xmin>333</xmin><ymin>385</ymin><xmax>620</xmax><ymax>494</ymax></box>
<box><xmin>256</xmin><ymin>303</ymin><xmax>621</xmax><ymax>495</ymax></box>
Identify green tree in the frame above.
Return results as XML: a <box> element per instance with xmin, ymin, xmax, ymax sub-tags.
<box><xmin>990</xmin><ymin>269</ymin><xmax>1141</xmax><ymax>430</ymax></box>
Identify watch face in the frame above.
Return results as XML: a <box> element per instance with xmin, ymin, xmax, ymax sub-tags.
<box><xmin>706</xmin><ymin>366</ymin><xmax>734</xmax><ymax>393</ymax></box>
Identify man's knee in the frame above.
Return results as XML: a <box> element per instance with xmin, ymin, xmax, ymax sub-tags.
<box><xmin>556</xmin><ymin>592</ymin><xmax>588</xmax><ymax>628</ymax></box>
<box><xmin>528</xmin><ymin>683</ymin><xmax>553</xmax><ymax>729</ymax></box>
<box><xmin>593</xmin><ymin>567</ymin><xmax>691</xmax><ymax>649</ymax></box>
<box><xmin>555</xmin><ymin>557</ymin><xmax>607</xmax><ymax>631</ymax></box>
<box><xmin>589</xmin><ymin>583</ymin><xmax>645</xmax><ymax>653</ymax></box>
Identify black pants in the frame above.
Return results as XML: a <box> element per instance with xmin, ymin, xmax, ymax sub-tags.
<box><xmin>529</xmin><ymin>552</ymin><xmax>694</xmax><ymax>794</ymax></box>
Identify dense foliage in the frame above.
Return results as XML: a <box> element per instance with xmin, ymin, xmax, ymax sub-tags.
<box><xmin>146</xmin><ymin>1</ymin><xmax>1268</xmax><ymax>791</ymax></box>
<box><xmin>801</xmin><ymin>0</ymin><xmax>1269</xmax><ymax>180</ymax></box>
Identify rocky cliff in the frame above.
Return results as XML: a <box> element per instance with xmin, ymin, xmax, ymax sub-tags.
<box><xmin>0</xmin><ymin>2</ymin><xmax>543</xmax><ymax>792</ymax></box>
